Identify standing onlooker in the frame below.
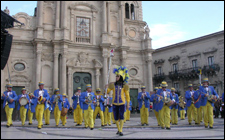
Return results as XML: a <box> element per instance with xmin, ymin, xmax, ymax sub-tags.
<box><xmin>214</xmin><ymin>99</ymin><xmax>220</xmax><ymax>118</ymax></box>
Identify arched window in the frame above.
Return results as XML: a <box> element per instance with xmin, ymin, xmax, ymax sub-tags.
<box><xmin>125</xmin><ymin>3</ymin><xmax>129</xmax><ymax>19</ymax></box>
<box><xmin>131</xmin><ymin>4</ymin><xmax>135</xmax><ymax>20</ymax></box>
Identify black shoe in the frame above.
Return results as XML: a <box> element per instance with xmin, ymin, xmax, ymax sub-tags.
<box><xmin>28</xmin><ymin>123</ymin><xmax>32</xmax><ymax>125</ymax></box>
<box><xmin>101</xmin><ymin>125</ymin><xmax>105</xmax><ymax>127</ymax></box>
<box><xmin>109</xmin><ymin>124</ymin><xmax>111</xmax><ymax>126</ymax></box>
<box><xmin>62</xmin><ymin>125</ymin><xmax>65</xmax><ymax>126</ymax></box>
<box><xmin>37</xmin><ymin>127</ymin><xmax>41</xmax><ymax>129</ymax></box>
<box><xmin>76</xmin><ymin>124</ymin><xmax>80</xmax><ymax>126</ymax></box>
<box><xmin>158</xmin><ymin>124</ymin><xmax>160</xmax><ymax>126</ymax></box>
<box><xmin>189</xmin><ymin>123</ymin><xmax>191</xmax><ymax>125</ymax></box>
<box><xmin>205</xmin><ymin>126</ymin><xmax>208</xmax><ymax>128</ymax></box>
<box><xmin>85</xmin><ymin>127</ymin><xmax>88</xmax><ymax>129</ymax></box>
<box><xmin>146</xmin><ymin>124</ymin><xmax>149</xmax><ymax>126</ymax></box>
<box><xmin>56</xmin><ymin>125</ymin><xmax>58</xmax><ymax>127</ymax></box>
<box><xmin>116</xmin><ymin>131</ymin><xmax>120</xmax><ymax>135</ymax></box>
<box><xmin>175</xmin><ymin>123</ymin><xmax>178</xmax><ymax>125</ymax></box>
<box><xmin>172</xmin><ymin>123</ymin><xmax>175</xmax><ymax>125</ymax></box>
<box><xmin>113</xmin><ymin>123</ymin><xmax>116</xmax><ymax>124</ymax></box>
<box><xmin>90</xmin><ymin>128</ymin><xmax>94</xmax><ymax>130</ymax></box>
<box><xmin>166</xmin><ymin>127</ymin><xmax>171</xmax><ymax>130</ymax></box>
<box><xmin>161</xmin><ymin>127</ymin><xmax>165</xmax><ymax>129</ymax></box>
<box><xmin>141</xmin><ymin>124</ymin><xmax>144</xmax><ymax>126</ymax></box>
<box><xmin>195</xmin><ymin>123</ymin><xmax>198</xmax><ymax>125</ymax></box>
<box><xmin>119</xmin><ymin>132</ymin><xmax>123</xmax><ymax>136</ymax></box>
<box><xmin>6</xmin><ymin>125</ymin><xmax>10</xmax><ymax>128</ymax></box>
<box><xmin>209</xmin><ymin>127</ymin><xmax>213</xmax><ymax>129</ymax></box>
<box><xmin>10</xmin><ymin>124</ymin><xmax>13</xmax><ymax>126</ymax></box>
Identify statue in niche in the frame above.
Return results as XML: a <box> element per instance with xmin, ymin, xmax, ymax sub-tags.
<box><xmin>145</xmin><ymin>25</ymin><xmax>150</xmax><ymax>39</ymax></box>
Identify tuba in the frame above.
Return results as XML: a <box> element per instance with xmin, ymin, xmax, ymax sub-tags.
<box><xmin>178</xmin><ymin>96</ymin><xmax>186</xmax><ymax>109</ymax></box>
<box><xmin>85</xmin><ymin>93</ymin><xmax>94</xmax><ymax>106</ymax></box>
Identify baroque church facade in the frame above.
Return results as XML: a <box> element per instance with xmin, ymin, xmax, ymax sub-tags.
<box><xmin>1</xmin><ymin>1</ymin><xmax>153</xmax><ymax>105</ymax></box>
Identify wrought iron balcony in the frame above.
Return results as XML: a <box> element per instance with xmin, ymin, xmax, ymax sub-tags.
<box><xmin>153</xmin><ymin>73</ymin><xmax>166</xmax><ymax>83</ymax></box>
<box><xmin>169</xmin><ymin>67</ymin><xmax>201</xmax><ymax>80</ymax></box>
<box><xmin>202</xmin><ymin>64</ymin><xmax>220</xmax><ymax>76</ymax></box>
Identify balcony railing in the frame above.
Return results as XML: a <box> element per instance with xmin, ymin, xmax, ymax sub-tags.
<box><xmin>153</xmin><ymin>73</ymin><xmax>165</xmax><ymax>83</ymax></box>
<box><xmin>202</xmin><ymin>64</ymin><xmax>220</xmax><ymax>76</ymax></box>
<box><xmin>169</xmin><ymin>67</ymin><xmax>201</xmax><ymax>80</ymax></box>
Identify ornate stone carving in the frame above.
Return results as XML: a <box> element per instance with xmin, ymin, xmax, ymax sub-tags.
<box><xmin>188</xmin><ymin>51</ymin><xmax>201</xmax><ymax>57</ymax></box>
<box><xmin>154</xmin><ymin>59</ymin><xmax>165</xmax><ymax>64</ymax></box>
<box><xmin>92</xmin><ymin>59</ymin><xmax>103</xmax><ymax>68</ymax></box>
<box><xmin>41</xmin><ymin>53</ymin><xmax>53</xmax><ymax>62</ymax></box>
<box><xmin>203</xmin><ymin>47</ymin><xmax>217</xmax><ymax>54</ymax></box>
<box><xmin>6</xmin><ymin>74</ymin><xmax>30</xmax><ymax>82</ymax></box>
<box><xmin>76</xmin><ymin>52</ymin><xmax>90</xmax><ymax>65</ymax></box>
<box><xmin>144</xmin><ymin>25</ymin><xmax>150</xmax><ymax>39</ymax></box>
<box><xmin>168</xmin><ymin>55</ymin><xmax>180</xmax><ymax>61</ymax></box>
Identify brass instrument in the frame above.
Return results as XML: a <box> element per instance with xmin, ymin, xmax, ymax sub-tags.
<box><xmin>54</xmin><ymin>94</ymin><xmax>60</xmax><ymax>105</ymax></box>
<box><xmin>96</xmin><ymin>95</ymin><xmax>100</xmax><ymax>106</ymax></box>
<box><xmin>85</xmin><ymin>93</ymin><xmax>94</xmax><ymax>106</ymax></box>
<box><xmin>178</xmin><ymin>96</ymin><xmax>186</xmax><ymax>109</ymax></box>
<box><xmin>157</xmin><ymin>94</ymin><xmax>174</xmax><ymax>107</ymax></box>
<box><xmin>75</xmin><ymin>92</ymin><xmax>80</xmax><ymax>104</ymax></box>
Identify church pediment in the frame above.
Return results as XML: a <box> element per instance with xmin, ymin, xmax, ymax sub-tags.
<box><xmin>69</xmin><ymin>2</ymin><xmax>98</xmax><ymax>13</ymax></box>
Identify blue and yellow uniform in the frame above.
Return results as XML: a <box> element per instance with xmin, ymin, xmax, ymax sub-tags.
<box><xmin>171</xmin><ymin>88</ymin><xmax>179</xmax><ymax>125</ymax></box>
<box><xmin>193</xmin><ymin>89</ymin><xmax>202</xmax><ymax>125</ymax></box>
<box><xmin>138</xmin><ymin>86</ymin><xmax>150</xmax><ymax>126</ymax></box>
<box><xmin>2</xmin><ymin>84</ymin><xmax>18</xmax><ymax>127</ymax></box>
<box><xmin>80</xmin><ymin>84</ymin><xmax>96</xmax><ymax>129</ymax></box>
<box><xmin>61</xmin><ymin>94</ymin><xmax>70</xmax><ymax>126</ymax></box>
<box><xmin>103</xmin><ymin>96</ymin><xmax>113</xmax><ymax>125</ymax></box>
<box><xmin>50</xmin><ymin>88</ymin><xmax>63</xmax><ymax>126</ymax></box>
<box><xmin>185</xmin><ymin>84</ymin><xmax>197</xmax><ymax>125</ymax></box>
<box><xmin>17</xmin><ymin>88</ymin><xmax>30</xmax><ymax>126</ymax></box>
<box><xmin>107</xmin><ymin>66</ymin><xmax>130</xmax><ymax>136</ymax></box>
<box><xmin>28</xmin><ymin>93</ymin><xmax>37</xmax><ymax>125</ymax></box>
<box><xmin>72</xmin><ymin>87</ymin><xmax>83</xmax><ymax>126</ymax></box>
<box><xmin>199</xmin><ymin>78</ymin><xmax>218</xmax><ymax>128</ymax></box>
<box><xmin>93</xmin><ymin>88</ymin><xmax>104</xmax><ymax>126</ymax></box>
<box><xmin>44</xmin><ymin>96</ymin><xmax>52</xmax><ymax>125</ymax></box>
<box><xmin>126</xmin><ymin>100</ymin><xmax>132</xmax><ymax>121</ymax></box>
<box><xmin>156</xmin><ymin>81</ymin><xmax>174</xmax><ymax>129</ymax></box>
<box><xmin>150</xmin><ymin>87</ymin><xmax>160</xmax><ymax>126</ymax></box>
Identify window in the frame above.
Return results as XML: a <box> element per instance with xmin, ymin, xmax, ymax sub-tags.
<box><xmin>125</xmin><ymin>3</ymin><xmax>129</xmax><ymax>19</ymax></box>
<box><xmin>158</xmin><ymin>67</ymin><xmax>162</xmax><ymax>75</ymax></box>
<box><xmin>130</xmin><ymin>68</ymin><xmax>138</xmax><ymax>76</ymax></box>
<box><xmin>208</xmin><ymin>56</ymin><xmax>214</xmax><ymax>66</ymax></box>
<box><xmin>76</xmin><ymin>17</ymin><xmax>90</xmax><ymax>43</ymax></box>
<box><xmin>14</xmin><ymin>63</ymin><xmax>25</xmax><ymax>71</ymax></box>
<box><xmin>173</xmin><ymin>63</ymin><xmax>178</xmax><ymax>72</ymax></box>
<box><xmin>131</xmin><ymin>4</ymin><xmax>135</xmax><ymax>20</ymax></box>
<box><xmin>192</xmin><ymin>59</ymin><xmax>198</xmax><ymax>69</ymax></box>
<box><xmin>174</xmin><ymin>83</ymin><xmax>179</xmax><ymax>90</ymax></box>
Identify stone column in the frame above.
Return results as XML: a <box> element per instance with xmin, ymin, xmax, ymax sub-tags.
<box><xmin>53</xmin><ymin>52</ymin><xmax>59</xmax><ymax>89</ymax></box>
<box><xmin>61</xmin><ymin>51</ymin><xmax>67</xmax><ymax>94</ymax></box>
<box><xmin>103</xmin><ymin>1</ymin><xmax>107</xmax><ymax>33</ymax></box>
<box><xmin>120</xmin><ymin>3</ymin><xmax>125</xmax><ymax>36</ymax></box>
<box><xmin>67</xmin><ymin>67</ymin><xmax>73</xmax><ymax>105</ymax></box>
<box><xmin>147</xmin><ymin>59</ymin><xmax>153</xmax><ymax>91</ymax></box>
<box><xmin>62</xmin><ymin>1</ymin><xmax>67</xmax><ymax>28</ymax></box>
<box><xmin>107</xmin><ymin>2</ymin><xmax>111</xmax><ymax>33</ymax></box>
<box><xmin>102</xmin><ymin>53</ymin><xmax>108</xmax><ymax>88</ymax></box>
<box><xmin>95</xmin><ymin>68</ymin><xmax>100</xmax><ymax>89</ymax></box>
<box><xmin>92</xmin><ymin>13</ymin><xmax>96</xmax><ymax>45</ymax></box>
<box><xmin>36</xmin><ymin>44</ymin><xmax>42</xmax><ymax>89</ymax></box>
<box><xmin>70</xmin><ymin>12</ymin><xmax>74</xmax><ymax>42</ymax></box>
<box><xmin>55</xmin><ymin>1</ymin><xmax>60</xmax><ymax>28</ymax></box>
<box><xmin>121</xmin><ymin>51</ymin><xmax>127</xmax><ymax>66</ymax></box>
<box><xmin>37</xmin><ymin>1</ymin><xmax>43</xmax><ymax>26</ymax></box>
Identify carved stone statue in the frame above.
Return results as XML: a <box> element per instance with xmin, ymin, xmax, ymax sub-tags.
<box><xmin>4</xmin><ymin>6</ymin><xmax>10</xmax><ymax>15</ymax></box>
<box><xmin>145</xmin><ymin>25</ymin><xmax>150</xmax><ymax>39</ymax></box>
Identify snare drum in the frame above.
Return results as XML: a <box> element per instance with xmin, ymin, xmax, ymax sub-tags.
<box><xmin>164</xmin><ymin>98</ymin><xmax>174</xmax><ymax>107</ymax></box>
<box><xmin>207</xmin><ymin>95</ymin><xmax>217</xmax><ymax>103</ymax></box>
<box><xmin>20</xmin><ymin>97</ymin><xmax>28</xmax><ymax>106</ymax></box>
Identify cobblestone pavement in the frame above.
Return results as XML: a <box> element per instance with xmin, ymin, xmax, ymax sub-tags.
<box><xmin>1</xmin><ymin>114</ymin><xmax>224</xmax><ymax>139</ymax></box>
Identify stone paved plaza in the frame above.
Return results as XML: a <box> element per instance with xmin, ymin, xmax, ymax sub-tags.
<box><xmin>1</xmin><ymin>114</ymin><xmax>224</xmax><ymax>139</ymax></box>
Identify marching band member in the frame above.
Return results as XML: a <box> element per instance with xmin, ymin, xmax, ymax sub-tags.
<box><xmin>124</xmin><ymin>101</ymin><xmax>127</xmax><ymax>123</ymax></box>
<box><xmin>150</xmin><ymin>87</ymin><xmax>160</xmax><ymax>126</ymax></box>
<box><xmin>179</xmin><ymin>104</ymin><xmax>185</xmax><ymax>120</ymax></box>
<box><xmin>17</xmin><ymin>88</ymin><xmax>30</xmax><ymax>126</ymax></box>
<box><xmin>80</xmin><ymin>84</ymin><xmax>96</xmax><ymax>130</ymax></box>
<box><xmin>34</xmin><ymin>82</ymin><xmax>49</xmax><ymax>129</ymax></box>
<box><xmin>112</xmin><ymin>112</ymin><xmax>116</xmax><ymax>124</ymax></box>
<box><xmin>93</xmin><ymin>88</ymin><xmax>104</xmax><ymax>126</ymax></box>
<box><xmin>61</xmin><ymin>93</ymin><xmax>70</xmax><ymax>126</ymax></box>
<box><xmin>50</xmin><ymin>88</ymin><xmax>63</xmax><ymax>127</ymax></box>
<box><xmin>72</xmin><ymin>87</ymin><xmax>83</xmax><ymax>126</ymax></box>
<box><xmin>2</xmin><ymin>84</ymin><xmax>18</xmax><ymax>128</ymax></box>
<box><xmin>126</xmin><ymin>100</ymin><xmax>132</xmax><ymax>121</ymax></box>
<box><xmin>199</xmin><ymin>78</ymin><xmax>218</xmax><ymax>129</ymax></box>
<box><xmin>138</xmin><ymin>86</ymin><xmax>151</xmax><ymax>126</ymax></box>
<box><xmin>156</xmin><ymin>81</ymin><xmax>174</xmax><ymax>130</ymax></box>
<box><xmin>28</xmin><ymin>93</ymin><xmax>36</xmax><ymax>125</ymax></box>
<box><xmin>193</xmin><ymin>88</ymin><xmax>202</xmax><ymax>125</ymax></box>
<box><xmin>44</xmin><ymin>94</ymin><xmax>52</xmax><ymax>125</ymax></box>
<box><xmin>103</xmin><ymin>93</ymin><xmax>113</xmax><ymax>126</ymax></box>
<box><xmin>171</xmin><ymin>88</ymin><xmax>179</xmax><ymax>125</ymax></box>
<box><xmin>185</xmin><ymin>84</ymin><xmax>197</xmax><ymax>125</ymax></box>
<box><xmin>106</xmin><ymin>66</ymin><xmax>130</xmax><ymax>136</ymax></box>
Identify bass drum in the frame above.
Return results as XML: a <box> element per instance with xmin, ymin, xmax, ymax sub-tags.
<box><xmin>61</xmin><ymin>107</ymin><xmax>68</xmax><ymax>116</ymax></box>
<box><xmin>20</xmin><ymin>97</ymin><xmax>28</xmax><ymax>106</ymax></box>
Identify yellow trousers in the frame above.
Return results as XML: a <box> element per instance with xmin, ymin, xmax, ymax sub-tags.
<box><xmin>104</xmin><ymin>107</ymin><xmax>112</xmax><ymax>125</ymax></box>
<box><xmin>44</xmin><ymin>108</ymin><xmax>50</xmax><ymax>125</ymax></box>
<box><xmin>124</xmin><ymin>111</ymin><xmax>127</xmax><ymax>123</ymax></box>
<box><xmin>180</xmin><ymin>110</ymin><xmax>185</xmax><ymax>120</ymax></box>
<box><xmin>196</xmin><ymin>108</ymin><xmax>202</xmax><ymax>124</ymax></box>
<box><xmin>54</xmin><ymin>106</ymin><xmax>61</xmax><ymax>125</ymax></box>
<box><xmin>187</xmin><ymin>104</ymin><xmax>197</xmax><ymax>123</ymax></box>
<box><xmin>5</xmin><ymin>105</ymin><xmax>13</xmax><ymax>126</ymax></box>
<box><xmin>159</xmin><ymin>105</ymin><xmax>170</xmax><ymax>128</ymax></box>
<box><xmin>61</xmin><ymin>115</ymin><xmax>67</xmax><ymax>125</ymax></box>
<box><xmin>140</xmin><ymin>105</ymin><xmax>149</xmax><ymax>124</ymax></box>
<box><xmin>84</xmin><ymin>106</ymin><xmax>94</xmax><ymax>128</ymax></box>
<box><xmin>73</xmin><ymin>109</ymin><xmax>77</xmax><ymax>123</ymax></box>
<box><xmin>35</xmin><ymin>104</ymin><xmax>44</xmax><ymax>128</ymax></box>
<box><xmin>126</xmin><ymin>110</ymin><xmax>130</xmax><ymax>121</ymax></box>
<box><xmin>93</xmin><ymin>107</ymin><xmax>104</xmax><ymax>125</ymax></box>
<box><xmin>171</xmin><ymin>108</ymin><xmax>178</xmax><ymax>124</ymax></box>
<box><xmin>74</xmin><ymin>105</ymin><xmax>83</xmax><ymax>125</ymax></box>
<box><xmin>28</xmin><ymin>110</ymin><xmax>33</xmax><ymax>124</ymax></box>
<box><xmin>154</xmin><ymin>110</ymin><xmax>160</xmax><ymax>125</ymax></box>
<box><xmin>20</xmin><ymin>106</ymin><xmax>27</xmax><ymax>125</ymax></box>
<box><xmin>199</xmin><ymin>106</ymin><xmax>203</xmax><ymax>122</ymax></box>
<box><xmin>202</xmin><ymin>102</ymin><xmax>214</xmax><ymax>127</ymax></box>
